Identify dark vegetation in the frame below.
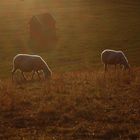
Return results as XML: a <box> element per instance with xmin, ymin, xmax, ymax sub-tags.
<box><xmin>0</xmin><ymin>69</ymin><xmax>140</xmax><ymax>139</ymax></box>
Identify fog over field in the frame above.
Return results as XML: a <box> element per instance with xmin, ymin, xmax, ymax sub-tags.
<box><xmin>0</xmin><ymin>0</ymin><xmax>140</xmax><ymax>77</ymax></box>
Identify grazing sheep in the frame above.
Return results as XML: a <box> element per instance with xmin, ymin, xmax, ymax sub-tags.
<box><xmin>101</xmin><ymin>49</ymin><xmax>130</xmax><ymax>72</ymax></box>
<box><xmin>12</xmin><ymin>54</ymin><xmax>52</xmax><ymax>81</ymax></box>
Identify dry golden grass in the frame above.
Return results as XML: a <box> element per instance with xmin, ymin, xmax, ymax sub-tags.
<box><xmin>0</xmin><ymin>68</ymin><xmax>140</xmax><ymax>139</ymax></box>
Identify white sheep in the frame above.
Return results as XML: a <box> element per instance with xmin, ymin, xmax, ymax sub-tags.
<box><xmin>101</xmin><ymin>49</ymin><xmax>130</xmax><ymax>72</ymax></box>
<box><xmin>12</xmin><ymin>54</ymin><xmax>52</xmax><ymax>81</ymax></box>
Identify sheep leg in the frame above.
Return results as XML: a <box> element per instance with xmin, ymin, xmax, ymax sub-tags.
<box><xmin>104</xmin><ymin>64</ymin><xmax>107</xmax><ymax>72</ymax></box>
<box><xmin>37</xmin><ymin>71</ymin><xmax>41</xmax><ymax>80</ymax></box>
<box><xmin>31</xmin><ymin>71</ymin><xmax>35</xmax><ymax>80</ymax></box>
<box><xmin>115</xmin><ymin>64</ymin><xmax>117</xmax><ymax>71</ymax></box>
<box><xmin>21</xmin><ymin>71</ymin><xmax>26</xmax><ymax>81</ymax></box>
<box><xmin>12</xmin><ymin>68</ymin><xmax>17</xmax><ymax>81</ymax></box>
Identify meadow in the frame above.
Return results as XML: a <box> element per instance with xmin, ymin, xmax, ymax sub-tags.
<box><xmin>0</xmin><ymin>69</ymin><xmax>140</xmax><ymax>139</ymax></box>
<box><xmin>0</xmin><ymin>0</ymin><xmax>140</xmax><ymax>139</ymax></box>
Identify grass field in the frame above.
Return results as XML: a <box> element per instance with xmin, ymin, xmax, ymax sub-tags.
<box><xmin>0</xmin><ymin>0</ymin><xmax>140</xmax><ymax>139</ymax></box>
<box><xmin>0</xmin><ymin>69</ymin><xmax>140</xmax><ymax>139</ymax></box>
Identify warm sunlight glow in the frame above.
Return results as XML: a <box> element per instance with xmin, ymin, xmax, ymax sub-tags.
<box><xmin>0</xmin><ymin>0</ymin><xmax>140</xmax><ymax>139</ymax></box>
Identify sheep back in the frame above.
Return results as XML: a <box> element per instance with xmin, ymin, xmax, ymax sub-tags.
<box><xmin>13</xmin><ymin>54</ymin><xmax>47</xmax><ymax>72</ymax></box>
<box><xmin>101</xmin><ymin>49</ymin><xmax>127</xmax><ymax>65</ymax></box>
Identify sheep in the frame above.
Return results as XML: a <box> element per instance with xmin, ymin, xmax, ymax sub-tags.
<box><xmin>101</xmin><ymin>49</ymin><xmax>130</xmax><ymax>72</ymax></box>
<box><xmin>12</xmin><ymin>54</ymin><xmax>52</xmax><ymax>81</ymax></box>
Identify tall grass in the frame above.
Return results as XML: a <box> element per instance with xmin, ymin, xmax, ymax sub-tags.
<box><xmin>0</xmin><ymin>68</ymin><xmax>140</xmax><ymax>139</ymax></box>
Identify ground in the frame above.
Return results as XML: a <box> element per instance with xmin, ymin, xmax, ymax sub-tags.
<box><xmin>0</xmin><ymin>69</ymin><xmax>140</xmax><ymax>139</ymax></box>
